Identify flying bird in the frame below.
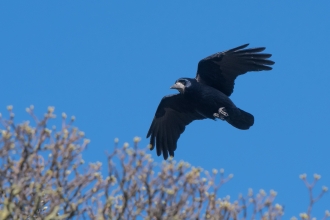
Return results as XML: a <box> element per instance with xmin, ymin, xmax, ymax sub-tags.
<box><xmin>147</xmin><ymin>44</ymin><xmax>274</xmax><ymax>159</ymax></box>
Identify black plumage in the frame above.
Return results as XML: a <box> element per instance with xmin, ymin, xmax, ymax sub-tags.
<box><xmin>147</xmin><ymin>44</ymin><xmax>274</xmax><ymax>159</ymax></box>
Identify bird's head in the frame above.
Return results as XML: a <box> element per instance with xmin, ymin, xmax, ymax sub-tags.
<box><xmin>170</xmin><ymin>78</ymin><xmax>193</xmax><ymax>94</ymax></box>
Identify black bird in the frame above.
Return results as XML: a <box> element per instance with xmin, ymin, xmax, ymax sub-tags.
<box><xmin>147</xmin><ymin>44</ymin><xmax>274</xmax><ymax>159</ymax></box>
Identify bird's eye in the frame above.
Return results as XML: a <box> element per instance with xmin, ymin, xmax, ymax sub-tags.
<box><xmin>179</xmin><ymin>80</ymin><xmax>186</xmax><ymax>85</ymax></box>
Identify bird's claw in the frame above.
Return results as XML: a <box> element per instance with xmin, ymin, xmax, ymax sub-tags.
<box><xmin>213</xmin><ymin>107</ymin><xmax>229</xmax><ymax>120</ymax></box>
<box><xmin>219</xmin><ymin>107</ymin><xmax>229</xmax><ymax>117</ymax></box>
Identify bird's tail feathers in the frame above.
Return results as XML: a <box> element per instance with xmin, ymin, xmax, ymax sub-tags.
<box><xmin>226</xmin><ymin>108</ymin><xmax>254</xmax><ymax>130</ymax></box>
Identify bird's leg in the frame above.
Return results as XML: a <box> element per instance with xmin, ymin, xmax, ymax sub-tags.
<box><xmin>213</xmin><ymin>107</ymin><xmax>229</xmax><ymax>120</ymax></box>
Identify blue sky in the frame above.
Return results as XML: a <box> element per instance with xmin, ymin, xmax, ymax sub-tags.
<box><xmin>1</xmin><ymin>1</ymin><xmax>330</xmax><ymax>218</ymax></box>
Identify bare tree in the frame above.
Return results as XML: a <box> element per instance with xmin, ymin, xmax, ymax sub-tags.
<box><xmin>0</xmin><ymin>106</ymin><xmax>328</xmax><ymax>220</ymax></box>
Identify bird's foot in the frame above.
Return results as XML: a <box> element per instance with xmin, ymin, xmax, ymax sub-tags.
<box><xmin>219</xmin><ymin>107</ymin><xmax>229</xmax><ymax>117</ymax></box>
<box><xmin>213</xmin><ymin>107</ymin><xmax>229</xmax><ymax>120</ymax></box>
<box><xmin>213</xmin><ymin>113</ymin><xmax>225</xmax><ymax>120</ymax></box>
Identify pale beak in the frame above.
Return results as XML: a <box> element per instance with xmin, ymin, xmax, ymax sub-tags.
<box><xmin>170</xmin><ymin>82</ymin><xmax>185</xmax><ymax>93</ymax></box>
<box><xmin>170</xmin><ymin>84</ymin><xmax>178</xmax><ymax>89</ymax></box>
<box><xmin>170</xmin><ymin>82</ymin><xmax>184</xmax><ymax>90</ymax></box>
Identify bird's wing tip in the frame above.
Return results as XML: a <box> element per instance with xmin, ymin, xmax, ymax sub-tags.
<box><xmin>227</xmin><ymin>43</ymin><xmax>250</xmax><ymax>53</ymax></box>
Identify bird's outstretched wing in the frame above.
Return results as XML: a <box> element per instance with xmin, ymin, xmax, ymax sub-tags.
<box><xmin>147</xmin><ymin>94</ymin><xmax>206</xmax><ymax>159</ymax></box>
<box><xmin>196</xmin><ymin>44</ymin><xmax>275</xmax><ymax>96</ymax></box>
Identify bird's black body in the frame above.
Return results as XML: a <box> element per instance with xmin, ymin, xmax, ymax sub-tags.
<box><xmin>181</xmin><ymin>78</ymin><xmax>237</xmax><ymax>119</ymax></box>
<box><xmin>147</xmin><ymin>44</ymin><xmax>274</xmax><ymax>159</ymax></box>
<box><xmin>184</xmin><ymin>79</ymin><xmax>254</xmax><ymax>130</ymax></box>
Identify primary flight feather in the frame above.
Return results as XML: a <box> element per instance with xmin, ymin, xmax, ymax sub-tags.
<box><xmin>147</xmin><ymin>44</ymin><xmax>275</xmax><ymax>159</ymax></box>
